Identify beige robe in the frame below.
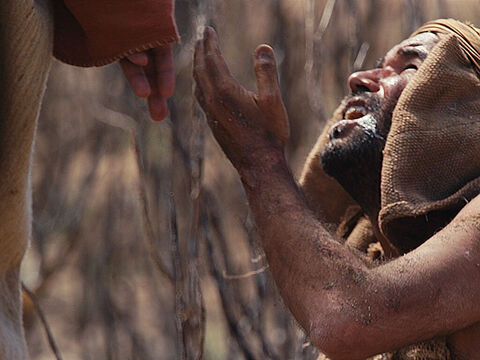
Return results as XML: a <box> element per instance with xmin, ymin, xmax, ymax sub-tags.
<box><xmin>0</xmin><ymin>0</ymin><xmax>52</xmax><ymax>358</ymax></box>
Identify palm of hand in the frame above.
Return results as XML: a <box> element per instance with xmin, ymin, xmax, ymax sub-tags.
<box><xmin>193</xmin><ymin>27</ymin><xmax>289</xmax><ymax>169</ymax></box>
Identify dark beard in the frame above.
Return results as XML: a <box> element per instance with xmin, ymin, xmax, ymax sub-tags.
<box><xmin>321</xmin><ymin>130</ymin><xmax>384</xmax><ymax>183</ymax></box>
<box><xmin>319</xmin><ymin>93</ymin><xmax>393</xmax><ymax>216</ymax></box>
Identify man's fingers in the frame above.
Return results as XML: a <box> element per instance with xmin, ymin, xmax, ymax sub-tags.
<box><xmin>254</xmin><ymin>44</ymin><xmax>290</xmax><ymax>144</ymax></box>
<box><xmin>148</xmin><ymin>96</ymin><xmax>168</xmax><ymax>122</ymax></box>
<box><xmin>141</xmin><ymin>45</ymin><xmax>174</xmax><ymax>122</ymax></box>
<box><xmin>120</xmin><ymin>59</ymin><xmax>151</xmax><ymax>98</ymax></box>
<box><xmin>194</xmin><ymin>26</ymin><xmax>238</xmax><ymax>97</ymax></box>
<box><xmin>203</xmin><ymin>27</ymin><xmax>232</xmax><ymax>81</ymax></box>
<box><xmin>193</xmin><ymin>30</ymin><xmax>216</xmax><ymax>103</ymax></box>
<box><xmin>120</xmin><ymin>45</ymin><xmax>175</xmax><ymax>121</ymax></box>
<box><xmin>127</xmin><ymin>52</ymin><xmax>149</xmax><ymax>66</ymax></box>
<box><xmin>254</xmin><ymin>45</ymin><xmax>282</xmax><ymax>103</ymax></box>
<box><xmin>153</xmin><ymin>45</ymin><xmax>175</xmax><ymax>99</ymax></box>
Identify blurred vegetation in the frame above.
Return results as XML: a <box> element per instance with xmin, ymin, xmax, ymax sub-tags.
<box><xmin>23</xmin><ymin>0</ymin><xmax>480</xmax><ymax>359</ymax></box>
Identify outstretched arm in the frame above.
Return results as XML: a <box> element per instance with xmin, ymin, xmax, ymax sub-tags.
<box><xmin>193</xmin><ymin>27</ymin><xmax>480</xmax><ymax>359</ymax></box>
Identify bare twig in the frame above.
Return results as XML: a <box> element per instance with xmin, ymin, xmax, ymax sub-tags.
<box><xmin>203</xmin><ymin>205</ymin><xmax>259</xmax><ymax>360</ymax></box>
<box><xmin>130</xmin><ymin>131</ymin><xmax>174</xmax><ymax>286</ymax></box>
<box><xmin>353</xmin><ymin>41</ymin><xmax>370</xmax><ymax>71</ymax></box>
<box><xmin>167</xmin><ymin>1</ymin><xmax>209</xmax><ymax>358</ymax></box>
<box><xmin>222</xmin><ymin>265</ymin><xmax>269</xmax><ymax>280</ymax></box>
<box><xmin>93</xmin><ymin>103</ymin><xmax>138</xmax><ymax>132</ymax></box>
<box><xmin>183</xmin><ymin>101</ymin><xmax>207</xmax><ymax>358</ymax></box>
<box><xmin>314</xmin><ymin>0</ymin><xmax>336</xmax><ymax>40</ymax></box>
<box><xmin>168</xmin><ymin>97</ymin><xmax>206</xmax><ymax>359</ymax></box>
<box><xmin>22</xmin><ymin>282</ymin><xmax>63</xmax><ymax>360</ymax></box>
<box><xmin>169</xmin><ymin>175</ymin><xmax>185</xmax><ymax>360</ymax></box>
<box><xmin>94</xmin><ymin>106</ymin><xmax>174</xmax><ymax>286</ymax></box>
<box><xmin>203</xmin><ymin>190</ymin><xmax>282</xmax><ymax>360</ymax></box>
<box><xmin>250</xmin><ymin>254</ymin><xmax>265</xmax><ymax>263</ymax></box>
<box><xmin>405</xmin><ymin>0</ymin><xmax>425</xmax><ymax>32</ymax></box>
<box><xmin>304</xmin><ymin>0</ymin><xmax>336</xmax><ymax>118</ymax></box>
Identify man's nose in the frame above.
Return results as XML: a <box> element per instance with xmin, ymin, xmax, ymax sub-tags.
<box><xmin>348</xmin><ymin>70</ymin><xmax>382</xmax><ymax>94</ymax></box>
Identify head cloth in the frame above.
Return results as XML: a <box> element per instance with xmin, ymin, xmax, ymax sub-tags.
<box><xmin>410</xmin><ymin>19</ymin><xmax>480</xmax><ymax>77</ymax></box>
<box><xmin>301</xmin><ymin>19</ymin><xmax>480</xmax><ymax>254</ymax></box>
<box><xmin>378</xmin><ymin>19</ymin><xmax>480</xmax><ymax>250</ymax></box>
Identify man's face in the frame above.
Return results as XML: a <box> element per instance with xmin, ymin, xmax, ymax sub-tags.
<box><xmin>321</xmin><ymin>33</ymin><xmax>440</xmax><ymax>193</ymax></box>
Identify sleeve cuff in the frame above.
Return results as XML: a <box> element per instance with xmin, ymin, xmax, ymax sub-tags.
<box><xmin>53</xmin><ymin>0</ymin><xmax>179</xmax><ymax>67</ymax></box>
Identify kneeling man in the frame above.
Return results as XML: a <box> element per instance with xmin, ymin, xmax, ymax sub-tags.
<box><xmin>194</xmin><ymin>19</ymin><xmax>480</xmax><ymax>359</ymax></box>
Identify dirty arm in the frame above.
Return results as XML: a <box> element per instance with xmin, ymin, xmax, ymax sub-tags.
<box><xmin>193</xmin><ymin>28</ymin><xmax>480</xmax><ymax>359</ymax></box>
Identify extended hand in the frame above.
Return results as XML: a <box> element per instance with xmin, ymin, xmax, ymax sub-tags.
<box><xmin>193</xmin><ymin>27</ymin><xmax>289</xmax><ymax>169</ymax></box>
<box><xmin>120</xmin><ymin>45</ymin><xmax>175</xmax><ymax>121</ymax></box>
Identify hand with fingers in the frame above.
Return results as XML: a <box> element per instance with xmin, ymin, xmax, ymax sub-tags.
<box><xmin>120</xmin><ymin>44</ymin><xmax>175</xmax><ymax>121</ymax></box>
<box><xmin>193</xmin><ymin>27</ymin><xmax>290</xmax><ymax>170</ymax></box>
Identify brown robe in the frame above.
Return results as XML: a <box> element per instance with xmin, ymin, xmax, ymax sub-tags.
<box><xmin>52</xmin><ymin>0</ymin><xmax>179</xmax><ymax>67</ymax></box>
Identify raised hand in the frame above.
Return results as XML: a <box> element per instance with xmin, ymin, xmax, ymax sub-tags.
<box><xmin>120</xmin><ymin>45</ymin><xmax>175</xmax><ymax>121</ymax></box>
<box><xmin>193</xmin><ymin>27</ymin><xmax>289</xmax><ymax>170</ymax></box>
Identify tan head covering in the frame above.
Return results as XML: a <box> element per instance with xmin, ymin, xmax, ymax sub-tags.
<box><xmin>410</xmin><ymin>19</ymin><xmax>480</xmax><ymax>76</ymax></box>
<box><xmin>301</xmin><ymin>19</ymin><xmax>480</xmax><ymax>254</ymax></box>
<box><xmin>379</xmin><ymin>19</ymin><xmax>480</xmax><ymax>245</ymax></box>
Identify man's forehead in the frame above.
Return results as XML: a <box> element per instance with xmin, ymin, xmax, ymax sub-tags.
<box><xmin>387</xmin><ymin>32</ymin><xmax>439</xmax><ymax>54</ymax></box>
<box><xmin>375</xmin><ymin>32</ymin><xmax>440</xmax><ymax>68</ymax></box>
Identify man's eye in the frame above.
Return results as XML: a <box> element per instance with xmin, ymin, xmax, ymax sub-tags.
<box><xmin>403</xmin><ymin>64</ymin><xmax>418</xmax><ymax>71</ymax></box>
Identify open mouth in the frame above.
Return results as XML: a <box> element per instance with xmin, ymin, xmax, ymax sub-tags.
<box><xmin>328</xmin><ymin>99</ymin><xmax>372</xmax><ymax>139</ymax></box>
<box><xmin>344</xmin><ymin>105</ymin><xmax>367</xmax><ymax>120</ymax></box>
<box><xmin>342</xmin><ymin>98</ymin><xmax>369</xmax><ymax>120</ymax></box>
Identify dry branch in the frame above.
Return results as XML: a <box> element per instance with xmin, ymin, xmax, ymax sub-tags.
<box><xmin>22</xmin><ymin>283</ymin><xmax>63</xmax><ymax>360</ymax></box>
<box><xmin>304</xmin><ymin>0</ymin><xmax>336</xmax><ymax>118</ymax></box>
<box><xmin>222</xmin><ymin>265</ymin><xmax>269</xmax><ymax>280</ymax></box>
<box><xmin>131</xmin><ymin>131</ymin><xmax>174</xmax><ymax>286</ymax></box>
